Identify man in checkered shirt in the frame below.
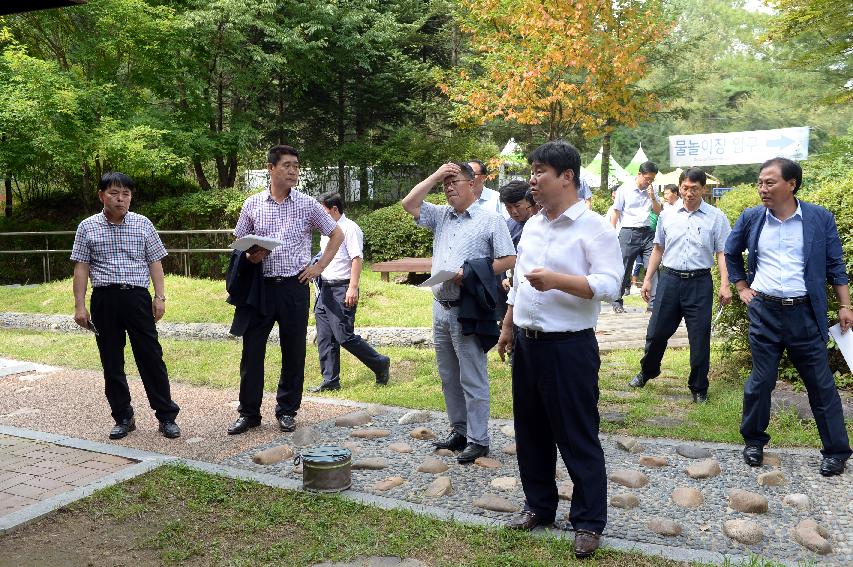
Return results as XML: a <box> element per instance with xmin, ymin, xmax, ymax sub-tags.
<box><xmin>227</xmin><ymin>145</ymin><xmax>344</xmax><ymax>435</ymax></box>
<box><xmin>71</xmin><ymin>172</ymin><xmax>181</xmax><ymax>441</ymax></box>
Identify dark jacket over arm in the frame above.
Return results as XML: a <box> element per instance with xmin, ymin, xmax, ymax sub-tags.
<box><xmin>225</xmin><ymin>250</ymin><xmax>267</xmax><ymax>337</ymax></box>
<box><xmin>458</xmin><ymin>257</ymin><xmax>501</xmax><ymax>352</ymax></box>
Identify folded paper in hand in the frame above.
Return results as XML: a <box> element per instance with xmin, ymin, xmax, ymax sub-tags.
<box><xmin>829</xmin><ymin>323</ymin><xmax>853</xmax><ymax>372</ymax></box>
<box><xmin>229</xmin><ymin>235</ymin><xmax>284</xmax><ymax>252</ymax></box>
<box><xmin>417</xmin><ymin>269</ymin><xmax>458</xmax><ymax>288</ymax></box>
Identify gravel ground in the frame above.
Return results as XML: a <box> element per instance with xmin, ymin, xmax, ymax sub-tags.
<box><xmin>0</xmin><ymin>366</ymin><xmax>351</xmax><ymax>462</ymax></box>
<box><xmin>222</xmin><ymin>405</ymin><xmax>853</xmax><ymax>567</ymax></box>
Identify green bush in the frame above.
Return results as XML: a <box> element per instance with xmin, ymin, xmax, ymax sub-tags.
<box><xmin>360</xmin><ymin>193</ymin><xmax>446</xmax><ymax>262</ymax></box>
<box><xmin>137</xmin><ymin>188</ymin><xmax>252</xmax><ymax>230</ymax></box>
<box><xmin>717</xmin><ymin>183</ymin><xmax>761</xmax><ymax>225</ymax></box>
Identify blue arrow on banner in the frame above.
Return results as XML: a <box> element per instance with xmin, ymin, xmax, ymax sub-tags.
<box><xmin>767</xmin><ymin>135</ymin><xmax>795</xmax><ymax>149</ymax></box>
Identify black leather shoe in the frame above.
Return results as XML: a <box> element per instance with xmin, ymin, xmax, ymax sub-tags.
<box><xmin>629</xmin><ymin>372</ymin><xmax>649</xmax><ymax>388</ymax></box>
<box><xmin>743</xmin><ymin>445</ymin><xmax>763</xmax><ymax>467</ymax></box>
<box><xmin>375</xmin><ymin>356</ymin><xmax>391</xmax><ymax>385</ymax></box>
<box><xmin>457</xmin><ymin>442</ymin><xmax>489</xmax><ymax>464</ymax></box>
<box><xmin>613</xmin><ymin>303</ymin><xmax>625</xmax><ymax>314</ymax></box>
<box><xmin>819</xmin><ymin>456</ymin><xmax>847</xmax><ymax>477</ymax></box>
<box><xmin>278</xmin><ymin>414</ymin><xmax>296</xmax><ymax>432</ymax></box>
<box><xmin>574</xmin><ymin>529</ymin><xmax>601</xmax><ymax>559</ymax></box>
<box><xmin>692</xmin><ymin>391</ymin><xmax>708</xmax><ymax>404</ymax></box>
<box><xmin>109</xmin><ymin>417</ymin><xmax>136</xmax><ymax>440</ymax></box>
<box><xmin>506</xmin><ymin>510</ymin><xmax>554</xmax><ymax>531</ymax></box>
<box><xmin>433</xmin><ymin>431</ymin><xmax>467</xmax><ymax>451</ymax></box>
<box><xmin>309</xmin><ymin>382</ymin><xmax>341</xmax><ymax>393</ymax></box>
<box><xmin>158</xmin><ymin>420</ymin><xmax>181</xmax><ymax>439</ymax></box>
<box><xmin>227</xmin><ymin>416</ymin><xmax>261</xmax><ymax>435</ymax></box>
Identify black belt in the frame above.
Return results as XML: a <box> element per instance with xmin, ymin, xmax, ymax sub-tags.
<box><xmin>322</xmin><ymin>279</ymin><xmax>351</xmax><ymax>287</ymax></box>
<box><xmin>95</xmin><ymin>284</ymin><xmax>146</xmax><ymax>291</ymax></box>
<box><xmin>265</xmin><ymin>276</ymin><xmax>300</xmax><ymax>283</ymax></box>
<box><xmin>755</xmin><ymin>291</ymin><xmax>809</xmax><ymax>306</ymax></box>
<box><xmin>435</xmin><ymin>299</ymin><xmax>461</xmax><ymax>309</ymax></box>
<box><xmin>660</xmin><ymin>266</ymin><xmax>711</xmax><ymax>279</ymax></box>
<box><xmin>517</xmin><ymin>326</ymin><xmax>593</xmax><ymax>340</ymax></box>
<box><xmin>623</xmin><ymin>226</ymin><xmax>652</xmax><ymax>231</ymax></box>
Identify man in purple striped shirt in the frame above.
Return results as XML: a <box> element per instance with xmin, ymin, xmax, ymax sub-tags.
<box><xmin>227</xmin><ymin>145</ymin><xmax>344</xmax><ymax>435</ymax></box>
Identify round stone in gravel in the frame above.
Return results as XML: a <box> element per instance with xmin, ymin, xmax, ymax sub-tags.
<box><xmin>371</xmin><ymin>477</ymin><xmax>405</xmax><ymax>492</ymax></box>
<box><xmin>616</xmin><ymin>436</ymin><xmax>643</xmax><ymax>454</ymax></box>
<box><xmin>762</xmin><ymin>452</ymin><xmax>782</xmax><ymax>467</ymax></box>
<box><xmin>792</xmin><ymin>518</ymin><xmax>832</xmax><ymax>555</ymax></box>
<box><xmin>335</xmin><ymin>411</ymin><xmax>372</xmax><ymax>427</ymax></box>
<box><xmin>474</xmin><ymin>457</ymin><xmax>501</xmax><ymax>469</ymax></box>
<box><xmin>648</xmin><ymin>517</ymin><xmax>682</xmax><ymax>537</ymax></box>
<box><xmin>434</xmin><ymin>449</ymin><xmax>454</xmax><ymax>457</ymax></box>
<box><xmin>342</xmin><ymin>441</ymin><xmax>362</xmax><ymax>455</ymax></box>
<box><xmin>757</xmin><ymin>470</ymin><xmax>786</xmax><ymax>486</ymax></box>
<box><xmin>352</xmin><ymin>457</ymin><xmax>388</xmax><ymax>470</ymax></box>
<box><xmin>610</xmin><ymin>493</ymin><xmax>639</xmax><ymax>509</ymax></box>
<box><xmin>723</xmin><ymin>519</ymin><xmax>764</xmax><ymax>545</ymax></box>
<box><xmin>728</xmin><ymin>489</ymin><xmax>768</xmax><ymax>513</ymax></box>
<box><xmin>409</xmin><ymin>427</ymin><xmax>436</xmax><ymax>440</ymax></box>
<box><xmin>388</xmin><ymin>442</ymin><xmax>413</xmax><ymax>454</ymax></box>
<box><xmin>252</xmin><ymin>444</ymin><xmax>294</xmax><ymax>465</ymax></box>
<box><xmin>644</xmin><ymin>416</ymin><xmax>684</xmax><ymax>427</ymax></box>
<box><xmin>398</xmin><ymin>410</ymin><xmax>431</xmax><ymax>425</ymax></box>
<box><xmin>686</xmin><ymin>458</ymin><xmax>721</xmax><ymax>479</ymax></box>
<box><xmin>425</xmin><ymin>476</ymin><xmax>452</xmax><ymax>497</ymax></box>
<box><xmin>500</xmin><ymin>424</ymin><xmax>515</xmax><ymax>438</ymax></box>
<box><xmin>417</xmin><ymin>458</ymin><xmax>449</xmax><ymax>474</ymax></box>
<box><xmin>291</xmin><ymin>426</ymin><xmax>322</xmax><ymax>446</ymax></box>
<box><xmin>558</xmin><ymin>481</ymin><xmax>574</xmax><ymax>501</ymax></box>
<box><xmin>675</xmin><ymin>444</ymin><xmax>712</xmax><ymax>459</ymax></box>
<box><xmin>601</xmin><ymin>412</ymin><xmax>627</xmax><ymax>425</ymax></box>
<box><xmin>671</xmin><ymin>486</ymin><xmax>704</xmax><ymax>508</ymax></box>
<box><xmin>293</xmin><ymin>464</ymin><xmax>303</xmax><ymax>475</ymax></box>
<box><xmin>501</xmin><ymin>443</ymin><xmax>517</xmax><ymax>455</ymax></box>
<box><xmin>639</xmin><ymin>455</ymin><xmax>668</xmax><ymax>468</ymax></box>
<box><xmin>351</xmin><ymin>428</ymin><xmax>391</xmax><ymax>439</ymax></box>
<box><xmin>365</xmin><ymin>404</ymin><xmax>386</xmax><ymax>416</ymax></box>
<box><xmin>474</xmin><ymin>494</ymin><xmax>520</xmax><ymax>513</ymax></box>
<box><xmin>783</xmin><ymin>493</ymin><xmax>811</xmax><ymax>511</ymax></box>
<box><xmin>609</xmin><ymin>469</ymin><xmax>649</xmax><ymax>488</ymax></box>
<box><xmin>491</xmin><ymin>476</ymin><xmax>518</xmax><ymax>491</ymax></box>
<box><xmin>186</xmin><ymin>436</ymin><xmax>204</xmax><ymax>444</ymax></box>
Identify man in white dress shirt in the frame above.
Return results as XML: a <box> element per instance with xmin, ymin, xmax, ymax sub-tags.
<box><xmin>469</xmin><ymin>159</ymin><xmax>503</xmax><ymax>215</ymax></box>
<box><xmin>497</xmin><ymin>140</ymin><xmax>622</xmax><ymax>559</ymax></box>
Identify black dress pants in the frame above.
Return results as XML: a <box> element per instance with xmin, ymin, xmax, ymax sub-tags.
<box><xmin>90</xmin><ymin>286</ymin><xmax>179</xmax><ymax>423</ymax></box>
<box><xmin>512</xmin><ymin>328</ymin><xmax>607</xmax><ymax>534</ymax></box>
<box><xmin>640</xmin><ymin>271</ymin><xmax>713</xmax><ymax>394</ymax></box>
<box><xmin>238</xmin><ymin>277</ymin><xmax>309</xmax><ymax>419</ymax></box>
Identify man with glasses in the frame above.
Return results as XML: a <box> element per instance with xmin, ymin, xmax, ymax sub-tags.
<box><xmin>227</xmin><ymin>144</ymin><xmax>344</xmax><ymax>435</ymax></box>
<box><xmin>611</xmin><ymin>161</ymin><xmax>661</xmax><ymax>313</ymax></box>
<box><xmin>402</xmin><ymin>162</ymin><xmax>516</xmax><ymax>463</ymax></box>
<box><xmin>726</xmin><ymin>157</ymin><xmax>852</xmax><ymax>476</ymax></box>
<box><xmin>628</xmin><ymin>168</ymin><xmax>732</xmax><ymax>404</ymax></box>
<box><xmin>469</xmin><ymin>159</ymin><xmax>503</xmax><ymax>215</ymax></box>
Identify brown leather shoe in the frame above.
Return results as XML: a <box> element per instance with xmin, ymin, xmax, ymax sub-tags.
<box><xmin>506</xmin><ymin>510</ymin><xmax>553</xmax><ymax>531</ymax></box>
<box><xmin>574</xmin><ymin>529</ymin><xmax>601</xmax><ymax>559</ymax></box>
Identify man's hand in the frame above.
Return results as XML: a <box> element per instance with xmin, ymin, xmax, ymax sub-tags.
<box><xmin>152</xmin><ymin>297</ymin><xmax>165</xmax><ymax>322</ymax></box>
<box><xmin>452</xmin><ymin>268</ymin><xmax>464</xmax><ymax>286</ymax></box>
<box><xmin>433</xmin><ymin>162</ymin><xmax>461</xmax><ymax>181</ymax></box>
<box><xmin>525</xmin><ymin>268</ymin><xmax>559</xmax><ymax>292</ymax></box>
<box><xmin>344</xmin><ymin>286</ymin><xmax>359</xmax><ymax>308</ymax></box>
<box><xmin>497</xmin><ymin>326</ymin><xmax>514</xmax><ymax>362</ymax></box>
<box><xmin>737</xmin><ymin>286</ymin><xmax>756</xmax><ymax>305</ymax></box>
<box><xmin>501</xmin><ymin>278</ymin><xmax>511</xmax><ymax>292</ymax></box>
<box><xmin>640</xmin><ymin>278</ymin><xmax>653</xmax><ymax>303</ymax></box>
<box><xmin>298</xmin><ymin>263</ymin><xmax>323</xmax><ymax>283</ymax></box>
<box><xmin>840</xmin><ymin>307</ymin><xmax>853</xmax><ymax>333</ymax></box>
<box><xmin>73</xmin><ymin>306</ymin><xmax>91</xmax><ymax>330</ymax></box>
<box><xmin>719</xmin><ymin>285</ymin><xmax>733</xmax><ymax>306</ymax></box>
<box><xmin>245</xmin><ymin>245</ymin><xmax>270</xmax><ymax>264</ymax></box>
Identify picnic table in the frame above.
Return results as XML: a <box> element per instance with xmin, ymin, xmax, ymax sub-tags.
<box><xmin>371</xmin><ymin>257</ymin><xmax>432</xmax><ymax>282</ymax></box>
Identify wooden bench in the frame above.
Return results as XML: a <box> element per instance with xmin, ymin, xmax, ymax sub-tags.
<box><xmin>371</xmin><ymin>257</ymin><xmax>432</xmax><ymax>282</ymax></box>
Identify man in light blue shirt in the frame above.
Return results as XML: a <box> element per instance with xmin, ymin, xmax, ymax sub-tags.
<box><xmin>469</xmin><ymin>159</ymin><xmax>503</xmax><ymax>215</ymax></box>
<box><xmin>629</xmin><ymin>168</ymin><xmax>731</xmax><ymax>403</ymax></box>
<box><xmin>610</xmin><ymin>161</ymin><xmax>662</xmax><ymax>313</ymax></box>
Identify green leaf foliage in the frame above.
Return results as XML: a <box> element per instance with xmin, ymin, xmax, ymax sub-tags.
<box><xmin>137</xmin><ymin>189</ymin><xmax>253</xmax><ymax>230</ymax></box>
<box><xmin>359</xmin><ymin>193</ymin><xmax>445</xmax><ymax>262</ymax></box>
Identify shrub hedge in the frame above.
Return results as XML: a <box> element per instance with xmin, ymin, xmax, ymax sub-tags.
<box><xmin>359</xmin><ymin>193</ymin><xmax>446</xmax><ymax>262</ymax></box>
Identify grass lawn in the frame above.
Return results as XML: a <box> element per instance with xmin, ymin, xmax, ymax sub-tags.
<box><xmin>0</xmin><ymin>464</ymin><xmax>715</xmax><ymax>566</ymax></box>
<box><xmin>2</xmin><ymin>328</ymin><xmax>846</xmax><ymax>448</ymax></box>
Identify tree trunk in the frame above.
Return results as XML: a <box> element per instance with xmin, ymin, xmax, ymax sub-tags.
<box><xmin>4</xmin><ymin>176</ymin><xmax>11</xmax><ymax>217</ymax></box>
<box><xmin>193</xmin><ymin>159</ymin><xmax>213</xmax><ymax>191</ymax></box>
<box><xmin>225</xmin><ymin>154</ymin><xmax>238</xmax><ymax>188</ymax></box>
<box><xmin>215</xmin><ymin>155</ymin><xmax>229</xmax><ymax>188</ymax></box>
<box><xmin>355</xmin><ymin>110</ymin><xmax>369</xmax><ymax>202</ymax></box>
<box><xmin>337</xmin><ymin>83</ymin><xmax>346</xmax><ymax>196</ymax></box>
<box><xmin>601</xmin><ymin>131</ymin><xmax>611</xmax><ymax>191</ymax></box>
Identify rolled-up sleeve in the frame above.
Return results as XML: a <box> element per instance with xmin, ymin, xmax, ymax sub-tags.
<box><xmin>416</xmin><ymin>201</ymin><xmax>440</xmax><ymax>231</ymax></box>
<box><xmin>585</xmin><ymin>227</ymin><xmax>623</xmax><ymax>302</ymax></box>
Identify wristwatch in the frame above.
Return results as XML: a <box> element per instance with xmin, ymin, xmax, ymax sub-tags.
<box><xmin>154</xmin><ymin>295</ymin><xmax>167</xmax><ymax>302</ymax></box>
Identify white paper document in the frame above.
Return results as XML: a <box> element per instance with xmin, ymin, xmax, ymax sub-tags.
<box><xmin>417</xmin><ymin>269</ymin><xmax>458</xmax><ymax>288</ymax></box>
<box><xmin>229</xmin><ymin>235</ymin><xmax>284</xmax><ymax>252</ymax></box>
<box><xmin>829</xmin><ymin>323</ymin><xmax>853</xmax><ymax>371</ymax></box>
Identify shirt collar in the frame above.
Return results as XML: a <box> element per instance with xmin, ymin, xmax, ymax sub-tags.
<box><xmin>265</xmin><ymin>189</ymin><xmax>293</xmax><ymax>203</ymax></box>
<box><xmin>548</xmin><ymin>200</ymin><xmax>587</xmax><ymax>223</ymax></box>
<box><xmin>100</xmin><ymin>210</ymin><xmax>128</xmax><ymax>226</ymax></box>
<box><xmin>764</xmin><ymin>199</ymin><xmax>803</xmax><ymax>223</ymax></box>
<box><xmin>677</xmin><ymin>200</ymin><xmax>710</xmax><ymax>215</ymax></box>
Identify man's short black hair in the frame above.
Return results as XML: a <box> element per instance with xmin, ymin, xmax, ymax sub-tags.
<box><xmin>664</xmin><ymin>184</ymin><xmax>678</xmax><ymax>194</ymax></box>
<box><xmin>450</xmin><ymin>161</ymin><xmax>475</xmax><ymax>181</ymax></box>
<box><xmin>682</xmin><ymin>167</ymin><xmax>707</xmax><ymax>186</ymax></box>
<box><xmin>525</xmin><ymin>189</ymin><xmax>536</xmax><ymax>206</ymax></box>
<box><xmin>268</xmin><ymin>144</ymin><xmax>299</xmax><ymax>166</ymax></box>
<box><xmin>99</xmin><ymin>172</ymin><xmax>135</xmax><ymax>192</ymax></box>
<box><xmin>499</xmin><ymin>180</ymin><xmax>531</xmax><ymax>204</ymax></box>
<box><xmin>318</xmin><ymin>191</ymin><xmax>344</xmax><ymax>214</ymax></box>
<box><xmin>760</xmin><ymin>157</ymin><xmax>803</xmax><ymax>194</ymax></box>
<box><xmin>527</xmin><ymin>140</ymin><xmax>581</xmax><ymax>188</ymax></box>
<box><xmin>638</xmin><ymin>161</ymin><xmax>659</xmax><ymax>175</ymax></box>
<box><xmin>469</xmin><ymin>159</ymin><xmax>488</xmax><ymax>176</ymax></box>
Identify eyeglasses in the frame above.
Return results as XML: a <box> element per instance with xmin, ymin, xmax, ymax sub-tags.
<box><xmin>443</xmin><ymin>179</ymin><xmax>469</xmax><ymax>189</ymax></box>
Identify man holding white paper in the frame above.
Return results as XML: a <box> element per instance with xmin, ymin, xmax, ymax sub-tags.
<box><xmin>725</xmin><ymin>157</ymin><xmax>852</xmax><ymax>477</ymax></box>
<box><xmin>227</xmin><ymin>144</ymin><xmax>343</xmax><ymax>436</ymax></box>
<box><xmin>402</xmin><ymin>162</ymin><xmax>515</xmax><ymax>464</ymax></box>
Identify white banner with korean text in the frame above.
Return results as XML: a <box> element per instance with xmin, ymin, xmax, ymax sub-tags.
<box><xmin>669</xmin><ymin>127</ymin><xmax>810</xmax><ymax>167</ymax></box>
